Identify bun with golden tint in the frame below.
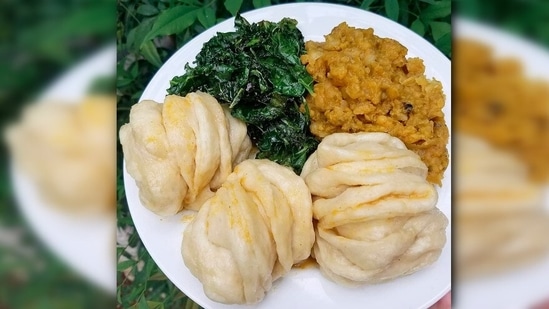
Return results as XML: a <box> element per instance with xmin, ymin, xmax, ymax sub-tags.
<box><xmin>119</xmin><ymin>92</ymin><xmax>251</xmax><ymax>216</ymax></box>
<box><xmin>182</xmin><ymin>159</ymin><xmax>314</xmax><ymax>304</ymax></box>
<box><xmin>302</xmin><ymin>132</ymin><xmax>448</xmax><ymax>285</ymax></box>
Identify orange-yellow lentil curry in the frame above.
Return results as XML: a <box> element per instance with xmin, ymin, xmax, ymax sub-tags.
<box><xmin>301</xmin><ymin>23</ymin><xmax>449</xmax><ymax>185</ymax></box>
<box><xmin>454</xmin><ymin>39</ymin><xmax>549</xmax><ymax>182</ymax></box>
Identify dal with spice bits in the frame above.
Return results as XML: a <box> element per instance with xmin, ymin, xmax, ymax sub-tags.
<box><xmin>301</xmin><ymin>23</ymin><xmax>449</xmax><ymax>185</ymax></box>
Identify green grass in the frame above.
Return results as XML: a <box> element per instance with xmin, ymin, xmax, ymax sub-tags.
<box><xmin>457</xmin><ymin>0</ymin><xmax>549</xmax><ymax>48</ymax></box>
<box><xmin>116</xmin><ymin>0</ymin><xmax>451</xmax><ymax>308</ymax></box>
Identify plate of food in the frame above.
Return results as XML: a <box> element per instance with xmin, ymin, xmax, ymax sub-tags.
<box><xmin>121</xmin><ymin>3</ymin><xmax>451</xmax><ymax>308</ymax></box>
<box><xmin>6</xmin><ymin>45</ymin><xmax>116</xmax><ymax>293</ymax></box>
<box><xmin>454</xmin><ymin>17</ymin><xmax>549</xmax><ymax>309</ymax></box>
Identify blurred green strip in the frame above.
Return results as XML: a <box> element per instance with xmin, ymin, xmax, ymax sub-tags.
<box><xmin>456</xmin><ymin>0</ymin><xmax>549</xmax><ymax>47</ymax></box>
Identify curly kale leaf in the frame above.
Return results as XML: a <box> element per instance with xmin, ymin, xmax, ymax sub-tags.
<box><xmin>167</xmin><ymin>14</ymin><xmax>317</xmax><ymax>174</ymax></box>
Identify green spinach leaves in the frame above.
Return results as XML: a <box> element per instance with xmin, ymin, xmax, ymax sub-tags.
<box><xmin>168</xmin><ymin>15</ymin><xmax>318</xmax><ymax>174</ymax></box>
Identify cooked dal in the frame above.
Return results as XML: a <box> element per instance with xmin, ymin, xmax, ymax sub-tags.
<box><xmin>301</xmin><ymin>23</ymin><xmax>449</xmax><ymax>185</ymax></box>
<box><xmin>454</xmin><ymin>39</ymin><xmax>549</xmax><ymax>182</ymax></box>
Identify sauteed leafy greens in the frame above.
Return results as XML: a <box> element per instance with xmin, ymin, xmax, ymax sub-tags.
<box><xmin>167</xmin><ymin>15</ymin><xmax>318</xmax><ymax>173</ymax></box>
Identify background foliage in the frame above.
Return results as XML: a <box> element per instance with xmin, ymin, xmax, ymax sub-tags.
<box><xmin>116</xmin><ymin>0</ymin><xmax>451</xmax><ymax>308</ymax></box>
<box><xmin>457</xmin><ymin>0</ymin><xmax>549</xmax><ymax>48</ymax></box>
<box><xmin>0</xmin><ymin>1</ymin><xmax>115</xmax><ymax>308</ymax></box>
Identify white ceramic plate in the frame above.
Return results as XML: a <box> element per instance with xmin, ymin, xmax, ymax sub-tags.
<box><xmin>454</xmin><ymin>18</ymin><xmax>549</xmax><ymax>309</ymax></box>
<box><xmin>124</xmin><ymin>4</ymin><xmax>451</xmax><ymax>308</ymax></box>
<box><xmin>11</xmin><ymin>45</ymin><xmax>116</xmax><ymax>293</ymax></box>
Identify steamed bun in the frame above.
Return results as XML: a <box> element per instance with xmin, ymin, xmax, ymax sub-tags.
<box><xmin>119</xmin><ymin>92</ymin><xmax>251</xmax><ymax>216</ymax></box>
<box><xmin>5</xmin><ymin>96</ymin><xmax>115</xmax><ymax>214</ymax></box>
<box><xmin>182</xmin><ymin>159</ymin><xmax>315</xmax><ymax>304</ymax></box>
<box><xmin>455</xmin><ymin>134</ymin><xmax>549</xmax><ymax>278</ymax></box>
<box><xmin>302</xmin><ymin>132</ymin><xmax>448</xmax><ymax>285</ymax></box>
